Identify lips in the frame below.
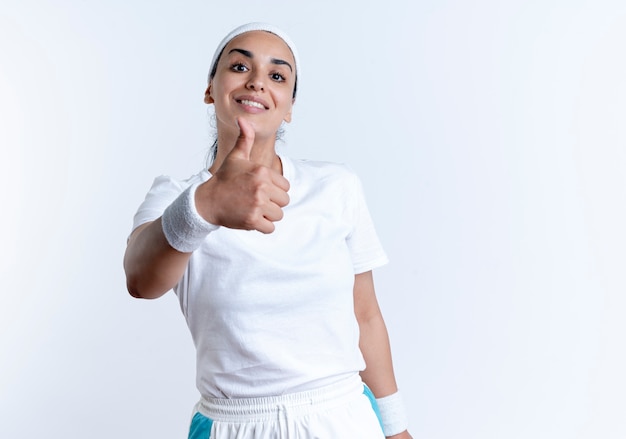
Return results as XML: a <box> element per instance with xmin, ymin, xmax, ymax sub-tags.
<box><xmin>235</xmin><ymin>95</ymin><xmax>269</xmax><ymax>110</ymax></box>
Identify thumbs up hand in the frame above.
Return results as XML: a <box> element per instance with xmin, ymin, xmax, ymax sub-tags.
<box><xmin>195</xmin><ymin>117</ymin><xmax>290</xmax><ymax>234</ymax></box>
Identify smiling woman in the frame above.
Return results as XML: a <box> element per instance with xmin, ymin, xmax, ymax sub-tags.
<box><xmin>123</xmin><ymin>22</ymin><xmax>411</xmax><ymax>439</ymax></box>
<box><xmin>205</xmin><ymin>30</ymin><xmax>296</xmax><ymax>162</ymax></box>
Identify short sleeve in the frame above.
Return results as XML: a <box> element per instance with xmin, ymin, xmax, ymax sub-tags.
<box><xmin>131</xmin><ymin>171</ymin><xmax>209</xmax><ymax>233</ymax></box>
<box><xmin>345</xmin><ymin>172</ymin><xmax>389</xmax><ymax>273</ymax></box>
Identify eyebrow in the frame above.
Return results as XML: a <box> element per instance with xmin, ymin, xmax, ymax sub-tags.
<box><xmin>228</xmin><ymin>48</ymin><xmax>293</xmax><ymax>72</ymax></box>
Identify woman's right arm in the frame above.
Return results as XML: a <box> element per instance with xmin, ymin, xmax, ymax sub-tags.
<box><xmin>124</xmin><ymin>118</ymin><xmax>290</xmax><ymax>299</ymax></box>
<box><xmin>123</xmin><ymin>218</ymin><xmax>192</xmax><ymax>299</ymax></box>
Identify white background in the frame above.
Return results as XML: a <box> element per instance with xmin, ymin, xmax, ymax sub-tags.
<box><xmin>1</xmin><ymin>1</ymin><xmax>625</xmax><ymax>438</ymax></box>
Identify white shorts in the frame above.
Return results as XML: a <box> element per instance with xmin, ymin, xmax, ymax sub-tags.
<box><xmin>188</xmin><ymin>374</ymin><xmax>385</xmax><ymax>439</ymax></box>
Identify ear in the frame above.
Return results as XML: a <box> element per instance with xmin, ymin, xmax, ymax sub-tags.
<box><xmin>204</xmin><ymin>84</ymin><xmax>214</xmax><ymax>104</ymax></box>
<box><xmin>283</xmin><ymin>98</ymin><xmax>295</xmax><ymax>123</ymax></box>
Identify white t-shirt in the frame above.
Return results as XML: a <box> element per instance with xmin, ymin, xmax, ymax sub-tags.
<box><xmin>132</xmin><ymin>155</ymin><xmax>388</xmax><ymax>398</ymax></box>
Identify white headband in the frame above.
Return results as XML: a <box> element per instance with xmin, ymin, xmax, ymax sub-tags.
<box><xmin>207</xmin><ymin>22</ymin><xmax>300</xmax><ymax>92</ymax></box>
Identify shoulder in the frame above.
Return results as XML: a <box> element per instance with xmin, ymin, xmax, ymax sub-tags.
<box><xmin>284</xmin><ymin>156</ymin><xmax>359</xmax><ymax>185</ymax></box>
<box><xmin>131</xmin><ymin>169</ymin><xmax>210</xmax><ymax>231</ymax></box>
<box><xmin>149</xmin><ymin>169</ymin><xmax>210</xmax><ymax>195</ymax></box>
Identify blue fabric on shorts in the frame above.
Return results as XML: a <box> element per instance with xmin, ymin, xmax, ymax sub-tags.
<box><xmin>188</xmin><ymin>411</ymin><xmax>213</xmax><ymax>439</ymax></box>
<box><xmin>363</xmin><ymin>385</ymin><xmax>384</xmax><ymax>432</ymax></box>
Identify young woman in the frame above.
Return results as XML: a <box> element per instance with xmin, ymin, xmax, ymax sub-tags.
<box><xmin>124</xmin><ymin>22</ymin><xmax>412</xmax><ymax>439</ymax></box>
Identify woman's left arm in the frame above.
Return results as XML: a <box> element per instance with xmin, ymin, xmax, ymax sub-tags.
<box><xmin>354</xmin><ymin>270</ymin><xmax>412</xmax><ymax>439</ymax></box>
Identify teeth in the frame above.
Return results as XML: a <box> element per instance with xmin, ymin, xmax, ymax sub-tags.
<box><xmin>240</xmin><ymin>99</ymin><xmax>265</xmax><ymax>109</ymax></box>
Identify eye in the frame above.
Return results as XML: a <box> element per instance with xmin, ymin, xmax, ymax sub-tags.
<box><xmin>230</xmin><ymin>63</ymin><xmax>249</xmax><ymax>72</ymax></box>
<box><xmin>270</xmin><ymin>72</ymin><xmax>286</xmax><ymax>82</ymax></box>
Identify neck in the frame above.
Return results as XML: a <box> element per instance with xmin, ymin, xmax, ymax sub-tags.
<box><xmin>209</xmin><ymin>130</ymin><xmax>283</xmax><ymax>175</ymax></box>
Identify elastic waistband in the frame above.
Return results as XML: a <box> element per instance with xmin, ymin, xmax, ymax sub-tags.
<box><xmin>196</xmin><ymin>374</ymin><xmax>365</xmax><ymax>422</ymax></box>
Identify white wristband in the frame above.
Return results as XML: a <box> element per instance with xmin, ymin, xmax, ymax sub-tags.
<box><xmin>376</xmin><ymin>390</ymin><xmax>408</xmax><ymax>437</ymax></box>
<box><xmin>161</xmin><ymin>182</ymin><xmax>219</xmax><ymax>253</ymax></box>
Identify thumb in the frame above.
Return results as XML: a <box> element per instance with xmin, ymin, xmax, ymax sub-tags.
<box><xmin>230</xmin><ymin>117</ymin><xmax>256</xmax><ymax>160</ymax></box>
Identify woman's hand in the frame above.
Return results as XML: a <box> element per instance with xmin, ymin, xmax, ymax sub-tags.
<box><xmin>387</xmin><ymin>430</ymin><xmax>413</xmax><ymax>439</ymax></box>
<box><xmin>195</xmin><ymin>117</ymin><xmax>290</xmax><ymax>234</ymax></box>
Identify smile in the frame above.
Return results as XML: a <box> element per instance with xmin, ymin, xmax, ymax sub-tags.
<box><xmin>238</xmin><ymin>99</ymin><xmax>266</xmax><ymax>109</ymax></box>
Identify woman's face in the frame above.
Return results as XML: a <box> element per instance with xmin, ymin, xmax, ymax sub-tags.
<box><xmin>205</xmin><ymin>31</ymin><xmax>296</xmax><ymax>140</ymax></box>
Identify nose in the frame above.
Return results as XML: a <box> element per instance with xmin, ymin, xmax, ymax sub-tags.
<box><xmin>246</xmin><ymin>73</ymin><xmax>265</xmax><ymax>91</ymax></box>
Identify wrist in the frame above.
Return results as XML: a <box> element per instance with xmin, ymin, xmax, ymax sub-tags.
<box><xmin>376</xmin><ymin>390</ymin><xmax>408</xmax><ymax>437</ymax></box>
<box><xmin>161</xmin><ymin>182</ymin><xmax>219</xmax><ymax>252</ymax></box>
